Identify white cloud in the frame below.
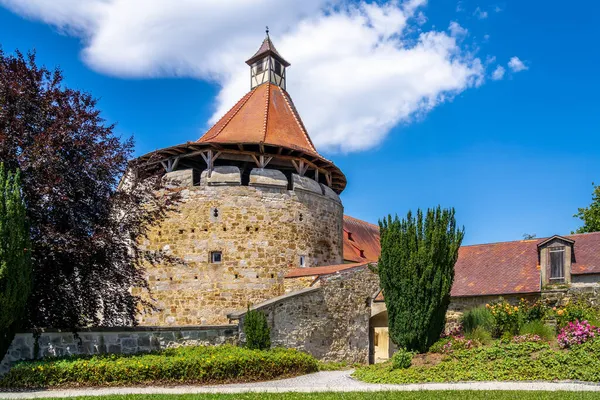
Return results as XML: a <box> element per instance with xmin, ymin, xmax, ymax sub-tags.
<box><xmin>508</xmin><ymin>56</ymin><xmax>528</xmax><ymax>72</ymax></box>
<box><xmin>474</xmin><ymin>7</ymin><xmax>488</xmax><ymax>19</ymax></box>
<box><xmin>491</xmin><ymin>65</ymin><xmax>505</xmax><ymax>80</ymax></box>
<box><xmin>456</xmin><ymin>1</ymin><xmax>465</xmax><ymax>12</ymax></box>
<box><xmin>494</xmin><ymin>5</ymin><xmax>503</xmax><ymax>12</ymax></box>
<box><xmin>448</xmin><ymin>21</ymin><xmax>468</xmax><ymax>39</ymax></box>
<box><xmin>0</xmin><ymin>0</ymin><xmax>487</xmax><ymax>153</ymax></box>
<box><xmin>483</xmin><ymin>34</ymin><xmax>490</xmax><ymax>42</ymax></box>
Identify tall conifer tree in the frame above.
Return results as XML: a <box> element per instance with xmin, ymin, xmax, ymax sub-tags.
<box><xmin>378</xmin><ymin>207</ymin><xmax>464</xmax><ymax>352</ymax></box>
<box><xmin>0</xmin><ymin>164</ymin><xmax>32</xmax><ymax>359</ymax></box>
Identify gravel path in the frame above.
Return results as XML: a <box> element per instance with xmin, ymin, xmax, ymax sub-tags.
<box><xmin>2</xmin><ymin>370</ymin><xmax>600</xmax><ymax>399</ymax></box>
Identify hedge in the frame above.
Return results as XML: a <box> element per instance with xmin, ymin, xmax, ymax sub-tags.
<box><xmin>0</xmin><ymin>345</ymin><xmax>318</xmax><ymax>388</ymax></box>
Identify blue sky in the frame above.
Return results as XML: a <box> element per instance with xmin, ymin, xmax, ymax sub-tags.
<box><xmin>0</xmin><ymin>1</ymin><xmax>598</xmax><ymax>245</ymax></box>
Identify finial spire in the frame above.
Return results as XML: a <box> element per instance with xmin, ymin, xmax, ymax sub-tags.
<box><xmin>266</xmin><ymin>26</ymin><xmax>269</xmax><ymax>37</ymax></box>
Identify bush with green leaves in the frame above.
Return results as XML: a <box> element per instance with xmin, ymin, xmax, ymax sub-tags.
<box><xmin>465</xmin><ymin>326</ymin><xmax>492</xmax><ymax>345</ymax></box>
<box><xmin>0</xmin><ymin>345</ymin><xmax>318</xmax><ymax>388</ymax></box>
<box><xmin>519</xmin><ymin>320</ymin><xmax>555</xmax><ymax>341</ymax></box>
<box><xmin>0</xmin><ymin>165</ymin><xmax>32</xmax><ymax>360</ymax></box>
<box><xmin>461</xmin><ymin>306</ymin><xmax>493</xmax><ymax>334</ymax></box>
<box><xmin>551</xmin><ymin>299</ymin><xmax>600</xmax><ymax>328</ymax></box>
<box><xmin>378</xmin><ymin>207</ymin><xmax>464</xmax><ymax>353</ymax></box>
<box><xmin>244</xmin><ymin>308</ymin><xmax>271</xmax><ymax>350</ymax></box>
<box><xmin>354</xmin><ymin>340</ymin><xmax>600</xmax><ymax>384</ymax></box>
<box><xmin>391</xmin><ymin>349</ymin><xmax>413</xmax><ymax>370</ymax></box>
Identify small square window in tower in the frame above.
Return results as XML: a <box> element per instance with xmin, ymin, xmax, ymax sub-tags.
<box><xmin>549</xmin><ymin>247</ymin><xmax>565</xmax><ymax>282</ymax></box>
<box><xmin>210</xmin><ymin>251</ymin><xmax>222</xmax><ymax>264</ymax></box>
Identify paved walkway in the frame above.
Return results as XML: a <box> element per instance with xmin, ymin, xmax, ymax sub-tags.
<box><xmin>2</xmin><ymin>370</ymin><xmax>600</xmax><ymax>398</ymax></box>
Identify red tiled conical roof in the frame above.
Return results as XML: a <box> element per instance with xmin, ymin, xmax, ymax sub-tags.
<box><xmin>198</xmin><ymin>83</ymin><xmax>319</xmax><ymax>156</ymax></box>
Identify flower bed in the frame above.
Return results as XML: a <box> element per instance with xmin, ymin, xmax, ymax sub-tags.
<box><xmin>354</xmin><ymin>340</ymin><xmax>600</xmax><ymax>384</ymax></box>
<box><xmin>557</xmin><ymin>320</ymin><xmax>600</xmax><ymax>348</ymax></box>
<box><xmin>0</xmin><ymin>345</ymin><xmax>318</xmax><ymax>388</ymax></box>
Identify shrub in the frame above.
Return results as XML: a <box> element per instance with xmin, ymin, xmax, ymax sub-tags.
<box><xmin>378</xmin><ymin>208</ymin><xmax>464</xmax><ymax>353</ymax></box>
<box><xmin>391</xmin><ymin>349</ymin><xmax>413</xmax><ymax>370</ymax></box>
<box><xmin>0</xmin><ymin>345</ymin><xmax>318</xmax><ymax>388</ymax></box>
<box><xmin>521</xmin><ymin>299</ymin><xmax>548</xmax><ymax>323</ymax></box>
<box><xmin>557</xmin><ymin>320</ymin><xmax>600</xmax><ymax>348</ymax></box>
<box><xmin>553</xmin><ymin>300</ymin><xmax>600</xmax><ymax>328</ymax></box>
<box><xmin>244</xmin><ymin>308</ymin><xmax>271</xmax><ymax>350</ymax></box>
<box><xmin>465</xmin><ymin>326</ymin><xmax>492</xmax><ymax>345</ymax></box>
<box><xmin>487</xmin><ymin>300</ymin><xmax>523</xmax><ymax>337</ymax></box>
<box><xmin>519</xmin><ymin>320</ymin><xmax>555</xmax><ymax>341</ymax></box>
<box><xmin>0</xmin><ymin>166</ymin><xmax>32</xmax><ymax>360</ymax></box>
<box><xmin>429</xmin><ymin>337</ymin><xmax>452</xmax><ymax>354</ymax></box>
<box><xmin>461</xmin><ymin>306</ymin><xmax>493</xmax><ymax>334</ymax></box>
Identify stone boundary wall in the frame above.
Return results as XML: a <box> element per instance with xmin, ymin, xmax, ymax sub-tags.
<box><xmin>0</xmin><ymin>325</ymin><xmax>237</xmax><ymax>376</ymax></box>
<box><xmin>231</xmin><ymin>267</ymin><xmax>380</xmax><ymax>363</ymax></box>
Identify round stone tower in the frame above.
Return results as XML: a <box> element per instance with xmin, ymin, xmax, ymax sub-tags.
<box><xmin>133</xmin><ymin>34</ymin><xmax>347</xmax><ymax>326</ymax></box>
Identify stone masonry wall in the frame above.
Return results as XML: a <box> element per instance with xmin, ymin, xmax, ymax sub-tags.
<box><xmin>137</xmin><ymin>167</ymin><xmax>344</xmax><ymax>326</ymax></box>
<box><xmin>445</xmin><ymin>293</ymin><xmax>539</xmax><ymax>331</ymax></box>
<box><xmin>0</xmin><ymin>325</ymin><xmax>237</xmax><ymax>376</ymax></box>
<box><xmin>235</xmin><ymin>267</ymin><xmax>380</xmax><ymax>363</ymax></box>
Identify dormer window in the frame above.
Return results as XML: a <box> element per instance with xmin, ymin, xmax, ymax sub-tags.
<box><xmin>347</xmin><ymin>232</ymin><xmax>353</xmax><ymax>241</ymax></box>
<box><xmin>538</xmin><ymin>235</ymin><xmax>574</xmax><ymax>286</ymax></box>
<box><xmin>549</xmin><ymin>247</ymin><xmax>565</xmax><ymax>282</ymax></box>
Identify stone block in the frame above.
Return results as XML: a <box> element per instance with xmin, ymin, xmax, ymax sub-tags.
<box><xmin>292</xmin><ymin>174</ymin><xmax>322</xmax><ymax>194</ymax></box>
<box><xmin>201</xmin><ymin>166</ymin><xmax>241</xmax><ymax>186</ymax></box>
<box><xmin>121</xmin><ymin>338</ymin><xmax>138</xmax><ymax>348</ymax></box>
<box><xmin>249</xmin><ymin>168</ymin><xmax>288</xmax><ymax>188</ymax></box>
<box><xmin>163</xmin><ymin>169</ymin><xmax>195</xmax><ymax>188</ymax></box>
<box><xmin>320</xmin><ymin>184</ymin><xmax>341</xmax><ymax>203</ymax></box>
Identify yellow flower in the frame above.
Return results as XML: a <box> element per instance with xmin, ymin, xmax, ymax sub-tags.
<box><xmin>514</xmin><ymin>306</ymin><xmax>519</xmax><ymax>311</ymax></box>
<box><xmin>557</xmin><ymin>309</ymin><xmax>564</xmax><ymax>316</ymax></box>
<box><xmin>486</xmin><ymin>304</ymin><xmax>490</xmax><ymax>308</ymax></box>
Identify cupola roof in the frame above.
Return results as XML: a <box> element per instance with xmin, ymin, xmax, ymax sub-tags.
<box><xmin>245</xmin><ymin>34</ymin><xmax>290</xmax><ymax>67</ymax></box>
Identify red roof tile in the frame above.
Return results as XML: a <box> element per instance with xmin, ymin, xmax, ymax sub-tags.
<box><xmin>570</xmin><ymin>232</ymin><xmax>600</xmax><ymax>275</ymax></box>
<box><xmin>342</xmin><ymin>215</ymin><xmax>600</xmax><ymax>298</ymax></box>
<box><xmin>453</xmin><ymin>231</ymin><xmax>600</xmax><ymax>297</ymax></box>
<box><xmin>285</xmin><ymin>262</ymin><xmax>369</xmax><ymax>278</ymax></box>
<box><xmin>343</xmin><ymin>215</ymin><xmax>380</xmax><ymax>263</ymax></box>
<box><xmin>198</xmin><ymin>83</ymin><xmax>320</xmax><ymax>157</ymax></box>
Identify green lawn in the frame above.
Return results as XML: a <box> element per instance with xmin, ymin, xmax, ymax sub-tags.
<box><xmin>40</xmin><ymin>392</ymin><xmax>600</xmax><ymax>400</ymax></box>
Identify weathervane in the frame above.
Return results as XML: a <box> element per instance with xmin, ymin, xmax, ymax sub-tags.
<box><xmin>266</xmin><ymin>26</ymin><xmax>269</xmax><ymax>37</ymax></box>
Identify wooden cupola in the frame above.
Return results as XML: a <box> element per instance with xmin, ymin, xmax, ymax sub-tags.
<box><xmin>245</xmin><ymin>28</ymin><xmax>290</xmax><ymax>90</ymax></box>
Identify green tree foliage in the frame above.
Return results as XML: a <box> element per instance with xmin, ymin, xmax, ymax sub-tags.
<box><xmin>0</xmin><ymin>164</ymin><xmax>32</xmax><ymax>359</ymax></box>
<box><xmin>574</xmin><ymin>182</ymin><xmax>600</xmax><ymax>233</ymax></box>
<box><xmin>244</xmin><ymin>308</ymin><xmax>271</xmax><ymax>350</ymax></box>
<box><xmin>0</xmin><ymin>49</ymin><xmax>171</xmax><ymax>330</ymax></box>
<box><xmin>378</xmin><ymin>207</ymin><xmax>464</xmax><ymax>353</ymax></box>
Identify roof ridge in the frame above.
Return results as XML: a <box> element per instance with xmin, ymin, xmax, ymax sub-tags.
<box><xmin>462</xmin><ymin>231</ymin><xmax>600</xmax><ymax>248</ymax></box>
<box><xmin>278</xmin><ymin>86</ymin><xmax>317</xmax><ymax>154</ymax></box>
<box><xmin>262</xmin><ymin>83</ymin><xmax>271</xmax><ymax>144</ymax></box>
<box><xmin>200</xmin><ymin>87</ymin><xmax>257</xmax><ymax>142</ymax></box>
<box><xmin>344</xmin><ymin>215</ymin><xmax>379</xmax><ymax>230</ymax></box>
